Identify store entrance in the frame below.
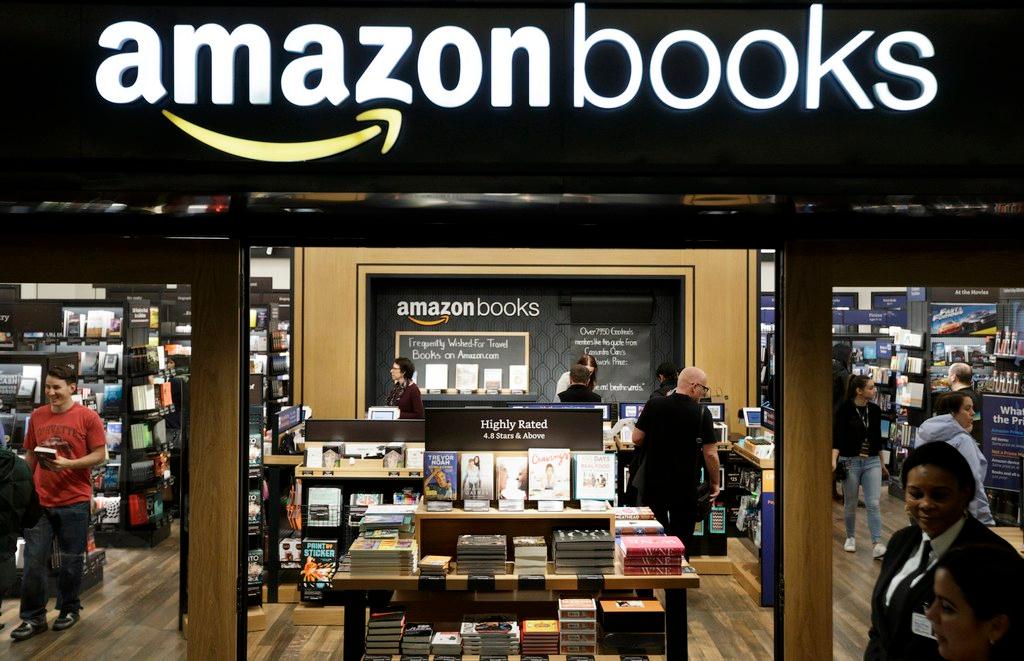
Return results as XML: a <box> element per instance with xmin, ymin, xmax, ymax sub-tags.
<box><xmin>245</xmin><ymin>241</ymin><xmax>781</xmax><ymax>659</ymax></box>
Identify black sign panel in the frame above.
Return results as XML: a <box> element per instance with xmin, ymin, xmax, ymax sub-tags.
<box><xmin>929</xmin><ymin>287</ymin><xmax>1000</xmax><ymax>303</ymax></box>
<box><xmin>569</xmin><ymin>324</ymin><xmax>652</xmax><ymax>399</ymax></box>
<box><xmin>424</xmin><ymin>408</ymin><xmax>602</xmax><ymax>451</ymax></box>
<box><xmin>3</xmin><ymin>4</ymin><xmax>1024</xmax><ymax>178</ymax></box>
<box><xmin>396</xmin><ymin>331</ymin><xmax>529</xmax><ymax>392</ymax></box>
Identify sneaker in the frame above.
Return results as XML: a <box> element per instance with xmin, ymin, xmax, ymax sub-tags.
<box><xmin>10</xmin><ymin>620</ymin><xmax>47</xmax><ymax>642</ymax></box>
<box><xmin>844</xmin><ymin>537</ymin><xmax>856</xmax><ymax>552</ymax></box>
<box><xmin>53</xmin><ymin>611</ymin><xmax>80</xmax><ymax>632</ymax></box>
<box><xmin>872</xmin><ymin>543</ymin><xmax>887</xmax><ymax>559</ymax></box>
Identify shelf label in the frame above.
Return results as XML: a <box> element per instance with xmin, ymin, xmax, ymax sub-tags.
<box><xmin>575</xmin><ymin>573</ymin><xmax>605</xmax><ymax>590</ymax></box>
<box><xmin>464</xmin><ymin>499</ymin><xmax>490</xmax><ymax>512</ymax></box>
<box><xmin>538</xmin><ymin>500</ymin><xmax>564</xmax><ymax>512</ymax></box>
<box><xmin>467</xmin><ymin>574</ymin><xmax>496</xmax><ymax>591</ymax></box>
<box><xmin>417</xmin><ymin>575</ymin><xmax>447</xmax><ymax>592</ymax></box>
<box><xmin>579</xmin><ymin>499</ymin><xmax>608</xmax><ymax>511</ymax></box>
<box><xmin>517</xmin><ymin>574</ymin><xmax>546</xmax><ymax>591</ymax></box>
<box><xmin>498</xmin><ymin>499</ymin><xmax>524</xmax><ymax>512</ymax></box>
<box><xmin>426</xmin><ymin>501</ymin><xmax>454</xmax><ymax>512</ymax></box>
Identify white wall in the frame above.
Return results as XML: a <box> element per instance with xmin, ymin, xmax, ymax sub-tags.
<box><xmin>250</xmin><ymin>257</ymin><xmax>291</xmax><ymax>290</ymax></box>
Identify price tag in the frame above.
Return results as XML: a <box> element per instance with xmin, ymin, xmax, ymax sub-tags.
<box><xmin>517</xmin><ymin>574</ymin><xmax>546</xmax><ymax>590</ymax></box>
<box><xmin>426</xmin><ymin>501</ymin><xmax>454</xmax><ymax>512</ymax></box>
<box><xmin>567</xmin><ymin>656</ymin><xmax>595</xmax><ymax>661</ymax></box>
<box><xmin>576</xmin><ymin>573</ymin><xmax>605</xmax><ymax>590</ymax></box>
<box><xmin>464</xmin><ymin>499</ymin><xmax>490</xmax><ymax>512</ymax></box>
<box><xmin>417</xmin><ymin>575</ymin><xmax>446</xmax><ymax>592</ymax></box>
<box><xmin>538</xmin><ymin>500</ymin><xmax>564</xmax><ymax>512</ymax></box>
<box><xmin>621</xmin><ymin>656</ymin><xmax>650</xmax><ymax>661</ymax></box>
<box><xmin>498</xmin><ymin>499</ymin><xmax>524</xmax><ymax>512</ymax></box>
<box><xmin>467</xmin><ymin>574</ymin><xmax>496</xmax><ymax>591</ymax></box>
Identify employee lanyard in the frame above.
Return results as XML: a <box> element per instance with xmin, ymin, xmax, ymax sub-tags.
<box><xmin>857</xmin><ymin>406</ymin><xmax>870</xmax><ymax>430</ymax></box>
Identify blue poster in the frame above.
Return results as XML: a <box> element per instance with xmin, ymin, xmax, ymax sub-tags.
<box><xmin>832</xmin><ymin>293</ymin><xmax>857</xmax><ymax>309</ymax></box>
<box><xmin>908</xmin><ymin>286</ymin><xmax>927</xmax><ymax>302</ymax></box>
<box><xmin>873</xmin><ymin>293</ymin><xmax>907</xmax><ymax>309</ymax></box>
<box><xmin>843</xmin><ymin>309</ymin><xmax>908</xmax><ymax>326</ymax></box>
<box><xmin>876</xmin><ymin>340</ymin><xmax>893</xmax><ymax>359</ymax></box>
<box><xmin>981</xmin><ymin>394</ymin><xmax>1024</xmax><ymax>491</ymax></box>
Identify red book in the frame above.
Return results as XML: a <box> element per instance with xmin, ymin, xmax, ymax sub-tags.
<box><xmin>622</xmin><ymin>565</ymin><xmax>684</xmax><ymax>575</ymax></box>
<box><xmin>621</xmin><ymin>555</ymin><xmax>684</xmax><ymax>566</ymax></box>
<box><xmin>617</xmin><ymin>536</ymin><xmax>685</xmax><ymax>557</ymax></box>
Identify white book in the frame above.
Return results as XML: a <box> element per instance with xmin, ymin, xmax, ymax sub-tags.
<box><xmin>306</xmin><ymin>446</ymin><xmax>323</xmax><ymax>468</ymax></box>
<box><xmin>573</xmin><ymin>453</ymin><xmax>617</xmax><ymax>500</ymax></box>
<box><xmin>528</xmin><ymin>448</ymin><xmax>571</xmax><ymax>501</ymax></box>
<box><xmin>460</xmin><ymin>452</ymin><xmax>494</xmax><ymax>500</ymax></box>
<box><xmin>495</xmin><ymin>455</ymin><xmax>529</xmax><ymax>500</ymax></box>
<box><xmin>405</xmin><ymin>447</ymin><xmax>424</xmax><ymax>470</ymax></box>
<box><xmin>509</xmin><ymin>365</ymin><xmax>528</xmax><ymax>391</ymax></box>
<box><xmin>483</xmin><ymin>368</ymin><xmax>503</xmax><ymax>390</ymax></box>
<box><xmin>455</xmin><ymin>363</ymin><xmax>479</xmax><ymax>390</ymax></box>
<box><xmin>424</xmin><ymin>363</ymin><xmax>448</xmax><ymax>390</ymax></box>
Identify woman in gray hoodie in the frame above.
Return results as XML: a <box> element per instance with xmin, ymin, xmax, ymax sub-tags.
<box><xmin>913</xmin><ymin>391</ymin><xmax>995</xmax><ymax>525</ymax></box>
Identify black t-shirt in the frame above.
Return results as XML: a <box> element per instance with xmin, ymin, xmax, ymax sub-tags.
<box><xmin>634</xmin><ymin>393</ymin><xmax>716</xmax><ymax>507</ymax></box>
<box><xmin>833</xmin><ymin>400</ymin><xmax>883</xmax><ymax>458</ymax></box>
<box><xmin>558</xmin><ymin>384</ymin><xmax>602</xmax><ymax>403</ymax></box>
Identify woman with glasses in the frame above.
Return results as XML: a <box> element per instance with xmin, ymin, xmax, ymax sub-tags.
<box><xmin>832</xmin><ymin>375</ymin><xmax>889</xmax><ymax>559</ymax></box>
<box><xmin>384</xmin><ymin>356</ymin><xmax>424</xmax><ymax>419</ymax></box>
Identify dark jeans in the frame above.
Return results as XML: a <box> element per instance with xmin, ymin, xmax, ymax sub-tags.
<box><xmin>0</xmin><ymin>553</ymin><xmax>15</xmax><ymax>616</ymax></box>
<box><xmin>20</xmin><ymin>501</ymin><xmax>90</xmax><ymax>623</ymax></box>
<box><xmin>647</xmin><ymin>502</ymin><xmax>697</xmax><ymax>560</ymax></box>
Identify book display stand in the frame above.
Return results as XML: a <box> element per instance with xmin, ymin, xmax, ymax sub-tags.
<box><xmin>294</xmin><ymin>410</ymin><xmax>697</xmax><ymax>659</ymax></box>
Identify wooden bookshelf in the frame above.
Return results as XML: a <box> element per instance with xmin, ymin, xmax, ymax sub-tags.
<box><xmin>731</xmin><ymin>440</ymin><xmax>775</xmax><ymax>469</ymax></box>
<box><xmin>295</xmin><ymin>466</ymin><xmax>424</xmax><ymax>479</ymax></box>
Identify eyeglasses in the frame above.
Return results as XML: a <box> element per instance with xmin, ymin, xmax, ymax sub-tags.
<box><xmin>685</xmin><ymin>382</ymin><xmax>710</xmax><ymax>394</ymax></box>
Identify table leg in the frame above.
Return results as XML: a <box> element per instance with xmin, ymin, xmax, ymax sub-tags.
<box><xmin>665</xmin><ymin>588</ymin><xmax>688</xmax><ymax>659</ymax></box>
<box><xmin>343</xmin><ymin>590</ymin><xmax>367</xmax><ymax>660</ymax></box>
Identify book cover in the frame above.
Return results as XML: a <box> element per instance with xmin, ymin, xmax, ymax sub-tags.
<box><xmin>617</xmin><ymin>535</ymin><xmax>686</xmax><ymax>557</ymax></box>
<box><xmin>247</xmin><ymin>549</ymin><xmax>264</xmax><ymax>596</ymax></box>
<box><xmin>105</xmin><ymin>421</ymin><xmax>122</xmax><ymax>453</ymax></box>
<box><xmin>613</xmin><ymin>506</ymin><xmax>656</xmax><ymax>520</ymax></box>
<box><xmin>279</xmin><ymin>538</ymin><xmax>303</xmax><ymax>568</ymax></box>
<box><xmin>350</xmin><ymin>492</ymin><xmax>384</xmax><ymax>506</ymax></box>
<box><xmin>300</xmin><ymin>539</ymin><xmax>338</xmax><ymax>601</ymax></box>
<box><xmin>460</xmin><ymin>452</ymin><xmax>494</xmax><ymax>500</ymax></box>
<box><xmin>483</xmin><ymin>368</ymin><xmax>503</xmax><ymax>390</ymax></box>
<box><xmin>524</xmin><ymin>620</ymin><xmax>559</xmax><ymax>634</ymax></box>
<box><xmin>248</xmin><ymin>431</ymin><xmax>262</xmax><ymax>468</ymax></box>
<box><xmin>573</xmin><ymin>452</ymin><xmax>616</xmax><ymax>500</ymax></box>
<box><xmin>509</xmin><ymin>364</ymin><xmax>528</xmax><ymax>391</ymax></box>
<box><xmin>307</xmin><ymin>487</ymin><xmax>342</xmax><ymax>527</ymax></box>
<box><xmin>423</xmin><ymin>451</ymin><xmax>458</xmax><ymax>501</ymax></box>
<box><xmin>621</xmin><ymin>565</ymin><xmax>683</xmax><ymax>575</ymax></box>
<box><xmin>528</xmin><ymin>448</ymin><xmax>571</xmax><ymax>500</ymax></box>
<box><xmin>424</xmin><ymin>363</ymin><xmax>448</xmax><ymax>390</ymax></box>
<box><xmin>405</xmin><ymin>447</ymin><xmax>424</xmax><ymax>471</ymax></box>
<box><xmin>247</xmin><ymin>489</ymin><xmax>262</xmax><ymax>529</ymax></box>
<box><xmin>454</xmin><ymin>363</ymin><xmax>479</xmax><ymax>390</ymax></box>
<box><xmin>495</xmin><ymin>454</ymin><xmax>529</xmax><ymax>500</ymax></box>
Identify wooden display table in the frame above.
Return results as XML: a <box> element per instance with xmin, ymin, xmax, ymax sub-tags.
<box><xmin>991</xmin><ymin>526</ymin><xmax>1024</xmax><ymax>557</ymax></box>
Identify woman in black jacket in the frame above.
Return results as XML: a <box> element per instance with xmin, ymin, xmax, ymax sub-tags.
<box><xmin>865</xmin><ymin>442</ymin><xmax>1016</xmax><ymax>660</ymax></box>
<box><xmin>833</xmin><ymin>375</ymin><xmax>889</xmax><ymax>558</ymax></box>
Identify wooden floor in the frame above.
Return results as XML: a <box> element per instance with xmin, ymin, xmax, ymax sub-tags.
<box><xmin>0</xmin><ymin>522</ymin><xmax>185</xmax><ymax>660</ymax></box>
<box><xmin>832</xmin><ymin>488</ymin><xmax>908</xmax><ymax>660</ymax></box>
<box><xmin>3</xmin><ymin>502</ymin><xmax>918</xmax><ymax>661</ymax></box>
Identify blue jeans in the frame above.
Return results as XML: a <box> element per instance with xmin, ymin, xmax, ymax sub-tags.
<box><xmin>841</xmin><ymin>456</ymin><xmax>882</xmax><ymax>543</ymax></box>
<box><xmin>20</xmin><ymin>501</ymin><xmax>90</xmax><ymax>623</ymax></box>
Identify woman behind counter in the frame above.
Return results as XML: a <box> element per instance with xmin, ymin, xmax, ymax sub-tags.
<box><xmin>865</xmin><ymin>442</ymin><xmax>1015</xmax><ymax>660</ymax></box>
<box><xmin>384</xmin><ymin>356</ymin><xmax>424</xmax><ymax>419</ymax></box>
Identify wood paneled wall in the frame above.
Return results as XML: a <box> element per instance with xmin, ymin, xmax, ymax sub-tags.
<box><xmin>0</xmin><ymin>237</ymin><xmax>241</xmax><ymax>659</ymax></box>
<box><xmin>294</xmin><ymin>247</ymin><xmax>759</xmax><ymax>427</ymax></box>
<box><xmin>781</xmin><ymin>239</ymin><xmax>1024</xmax><ymax>659</ymax></box>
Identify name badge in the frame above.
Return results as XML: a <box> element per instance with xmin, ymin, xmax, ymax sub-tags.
<box><xmin>911</xmin><ymin>612</ymin><xmax>935</xmax><ymax>639</ymax></box>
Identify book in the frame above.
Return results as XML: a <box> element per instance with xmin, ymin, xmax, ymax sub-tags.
<box><xmin>307</xmin><ymin>487</ymin><xmax>342</xmax><ymax>527</ymax></box>
<box><xmin>279</xmin><ymin>538</ymin><xmax>303</xmax><ymax>568</ymax></box>
<box><xmin>424</xmin><ymin>363</ymin><xmax>448</xmax><ymax>390</ymax></box>
<box><xmin>423</xmin><ymin>451</ymin><xmax>458</xmax><ymax>501</ymax></box>
<box><xmin>247</xmin><ymin>549</ymin><xmax>264</xmax><ymax>596</ymax></box>
<box><xmin>528</xmin><ymin>448</ymin><xmax>571</xmax><ymax>500</ymax></box>
<box><xmin>103</xmin><ymin>352</ymin><xmax>120</xmax><ymax>374</ymax></box>
<box><xmin>483</xmin><ymin>368</ymin><xmax>503</xmax><ymax>390</ymax></box>
<box><xmin>460</xmin><ymin>451</ymin><xmax>494</xmax><ymax>500</ymax></box>
<box><xmin>80</xmin><ymin>352</ymin><xmax>99</xmax><ymax>376</ymax></box>
<box><xmin>509</xmin><ymin>364</ymin><xmax>528</xmax><ymax>391</ymax></box>
<box><xmin>248</xmin><ymin>489</ymin><xmax>262</xmax><ymax>529</ymax></box>
<box><xmin>105</xmin><ymin>421</ymin><xmax>122</xmax><ymax>453</ymax></box>
<box><xmin>613</xmin><ymin>506</ymin><xmax>656</xmax><ymax>520</ymax></box>
<box><xmin>558</xmin><ymin>597</ymin><xmax>596</xmax><ymax>619</ymax></box>
<box><xmin>617</xmin><ymin>535</ymin><xmax>686</xmax><ymax>557</ymax></box>
<box><xmin>495</xmin><ymin>454</ymin><xmax>529</xmax><ymax>500</ymax></box>
<box><xmin>300</xmin><ymin>539</ymin><xmax>338</xmax><ymax>601</ymax></box>
<box><xmin>248</xmin><ymin>430</ymin><xmax>262</xmax><ymax>467</ymax></box>
<box><xmin>405</xmin><ymin>446</ymin><xmax>424</xmax><ymax>471</ymax></box>
<box><xmin>455</xmin><ymin>363</ymin><xmax>478</xmax><ymax>390</ymax></box>
<box><xmin>573</xmin><ymin>452</ymin><xmax>616</xmax><ymax>500</ymax></box>
<box><xmin>615</xmin><ymin>519</ymin><xmax>665</xmax><ymax>536</ymax></box>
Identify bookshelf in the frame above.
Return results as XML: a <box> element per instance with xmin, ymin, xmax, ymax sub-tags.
<box><xmin>248</xmin><ymin>406</ymin><xmax>266</xmax><ymax>610</ymax></box>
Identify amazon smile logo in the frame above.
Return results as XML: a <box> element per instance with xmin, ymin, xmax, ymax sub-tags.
<box><xmin>398</xmin><ymin>299</ymin><xmax>541</xmax><ymax>326</ymax></box>
<box><xmin>95</xmin><ymin>4</ymin><xmax>938</xmax><ymax>161</ymax></box>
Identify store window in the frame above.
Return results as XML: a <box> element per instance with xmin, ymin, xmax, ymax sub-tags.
<box><xmin>0</xmin><ymin>282</ymin><xmax>188</xmax><ymax>654</ymax></box>
<box><xmin>246</xmin><ymin>245</ymin><xmax>780</xmax><ymax>658</ymax></box>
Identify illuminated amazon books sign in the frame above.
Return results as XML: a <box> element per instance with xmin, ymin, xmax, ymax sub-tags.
<box><xmin>94</xmin><ymin>3</ymin><xmax>938</xmax><ymax>162</ymax></box>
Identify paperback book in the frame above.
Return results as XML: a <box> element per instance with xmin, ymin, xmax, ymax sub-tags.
<box><xmin>247</xmin><ymin>489</ymin><xmax>262</xmax><ymax>530</ymax></box>
<box><xmin>247</xmin><ymin>549</ymin><xmax>264</xmax><ymax>597</ymax></box>
<box><xmin>495</xmin><ymin>454</ymin><xmax>529</xmax><ymax>500</ymax></box>
<box><xmin>307</xmin><ymin>487</ymin><xmax>342</xmax><ymax>527</ymax></box>
<box><xmin>423</xmin><ymin>451</ymin><xmax>458</xmax><ymax>501</ymax></box>
<box><xmin>460</xmin><ymin>452</ymin><xmax>494</xmax><ymax>500</ymax></box>
<box><xmin>300</xmin><ymin>539</ymin><xmax>338</xmax><ymax>601</ymax></box>
<box><xmin>573</xmin><ymin>452</ymin><xmax>616</xmax><ymax>500</ymax></box>
<box><xmin>528</xmin><ymin>448</ymin><xmax>571</xmax><ymax>500</ymax></box>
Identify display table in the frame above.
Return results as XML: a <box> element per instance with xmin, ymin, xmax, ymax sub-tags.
<box><xmin>991</xmin><ymin>526</ymin><xmax>1024</xmax><ymax>557</ymax></box>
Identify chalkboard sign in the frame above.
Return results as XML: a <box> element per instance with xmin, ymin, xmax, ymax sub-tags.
<box><xmin>568</xmin><ymin>325</ymin><xmax>652</xmax><ymax>401</ymax></box>
<box><xmin>395</xmin><ymin>331</ymin><xmax>529</xmax><ymax>392</ymax></box>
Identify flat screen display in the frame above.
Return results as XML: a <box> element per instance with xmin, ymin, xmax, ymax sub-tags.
<box><xmin>704</xmin><ymin>403</ymin><xmax>725</xmax><ymax>421</ymax></box>
<box><xmin>618</xmin><ymin>402</ymin><xmax>645</xmax><ymax>420</ymax></box>
<box><xmin>741</xmin><ymin>407</ymin><xmax>762</xmax><ymax>427</ymax></box>
<box><xmin>276</xmin><ymin>405</ymin><xmax>303</xmax><ymax>434</ymax></box>
<box><xmin>509</xmin><ymin>402</ymin><xmax>611</xmax><ymax>421</ymax></box>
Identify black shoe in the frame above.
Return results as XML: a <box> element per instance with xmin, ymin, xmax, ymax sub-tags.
<box><xmin>10</xmin><ymin>620</ymin><xmax>47</xmax><ymax>641</ymax></box>
<box><xmin>53</xmin><ymin>611</ymin><xmax>80</xmax><ymax>632</ymax></box>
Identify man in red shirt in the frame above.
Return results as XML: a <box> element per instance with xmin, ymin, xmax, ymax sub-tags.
<box><xmin>11</xmin><ymin>364</ymin><xmax>105</xmax><ymax>642</ymax></box>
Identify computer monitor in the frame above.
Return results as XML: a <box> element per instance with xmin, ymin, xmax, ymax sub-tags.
<box><xmin>508</xmin><ymin>402</ymin><xmax>611</xmax><ymax>421</ymax></box>
<box><xmin>367</xmin><ymin>406</ymin><xmax>401</xmax><ymax>420</ymax></box>
<box><xmin>703</xmin><ymin>403</ymin><xmax>725</xmax><ymax>422</ymax></box>
<box><xmin>276</xmin><ymin>405</ymin><xmax>303</xmax><ymax>434</ymax></box>
<box><xmin>741</xmin><ymin>407</ymin><xmax>762</xmax><ymax>428</ymax></box>
<box><xmin>618</xmin><ymin>402</ymin><xmax>645</xmax><ymax>420</ymax></box>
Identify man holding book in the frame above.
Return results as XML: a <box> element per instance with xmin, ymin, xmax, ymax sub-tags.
<box><xmin>11</xmin><ymin>364</ymin><xmax>106</xmax><ymax>642</ymax></box>
<box><xmin>631</xmin><ymin>366</ymin><xmax>720</xmax><ymax>559</ymax></box>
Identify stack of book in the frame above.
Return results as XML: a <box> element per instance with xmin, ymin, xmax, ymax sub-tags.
<box><xmin>613</xmin><ymin>506</ymin><xmax>657</xmax><ymax>520</ymax></box>
<box><xmin>598</xmin><ymin>599</ymin><xmax>667</xmax><ymax>655</ymax></box>
<box><xmin>456</xmin><ymin>534</ymin><xmax>507</xmax><ymax>575</ymax></box>
<box><xmin>348</xmin><ymin>537</ymin><xmax>418</xmax><ymax>575</ymax></box>
<box><xmin>513</xmin><ymin>536</ymin><xmax>547</xmax><ymax>575</ymax></box>
<box><xmin>558</xmin><ymin>597</ymin><xmax>597</xmax><ymax>655</ymax></box>
<box><xmin>359</xmin><ymin>504</ymin><xmax>416</xmax><ymax>537</ymax></box>
<box><xmin>364</xmin><ymin>609</ymin><xmax>405</xmax><ymax>657</ymax></box>
<box><xmin>401</xmin><ymin>622</ymin><xmax>433</xmax><ymax>656</ymax></box>
<box><xmin>617</xmin><ymin>535</ymin><xmax>686</xmax><ymax>575</ymax></box>
<box><xmin>552</xmin><ymin>529</ymin><xmax>615</xmax><ymax>574</ymax></box>
<box><xmin>460</xmin><ymin>613</ymin><xmax>521</xmax><ymax>656</ymax></box>
<box><xmin>430</xmin><ymin>631</ymin><xmax>462</xmax><ymax>655</ymax></box>
<box><xmin>419</xmin><ymin>555</ymin><xmax>451</xmax><ymax>576</ymax></box>
<box><xmin>521</xmin><ymin>619</ymin><xmax>560</xmax><ymax>655</ymax></box>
